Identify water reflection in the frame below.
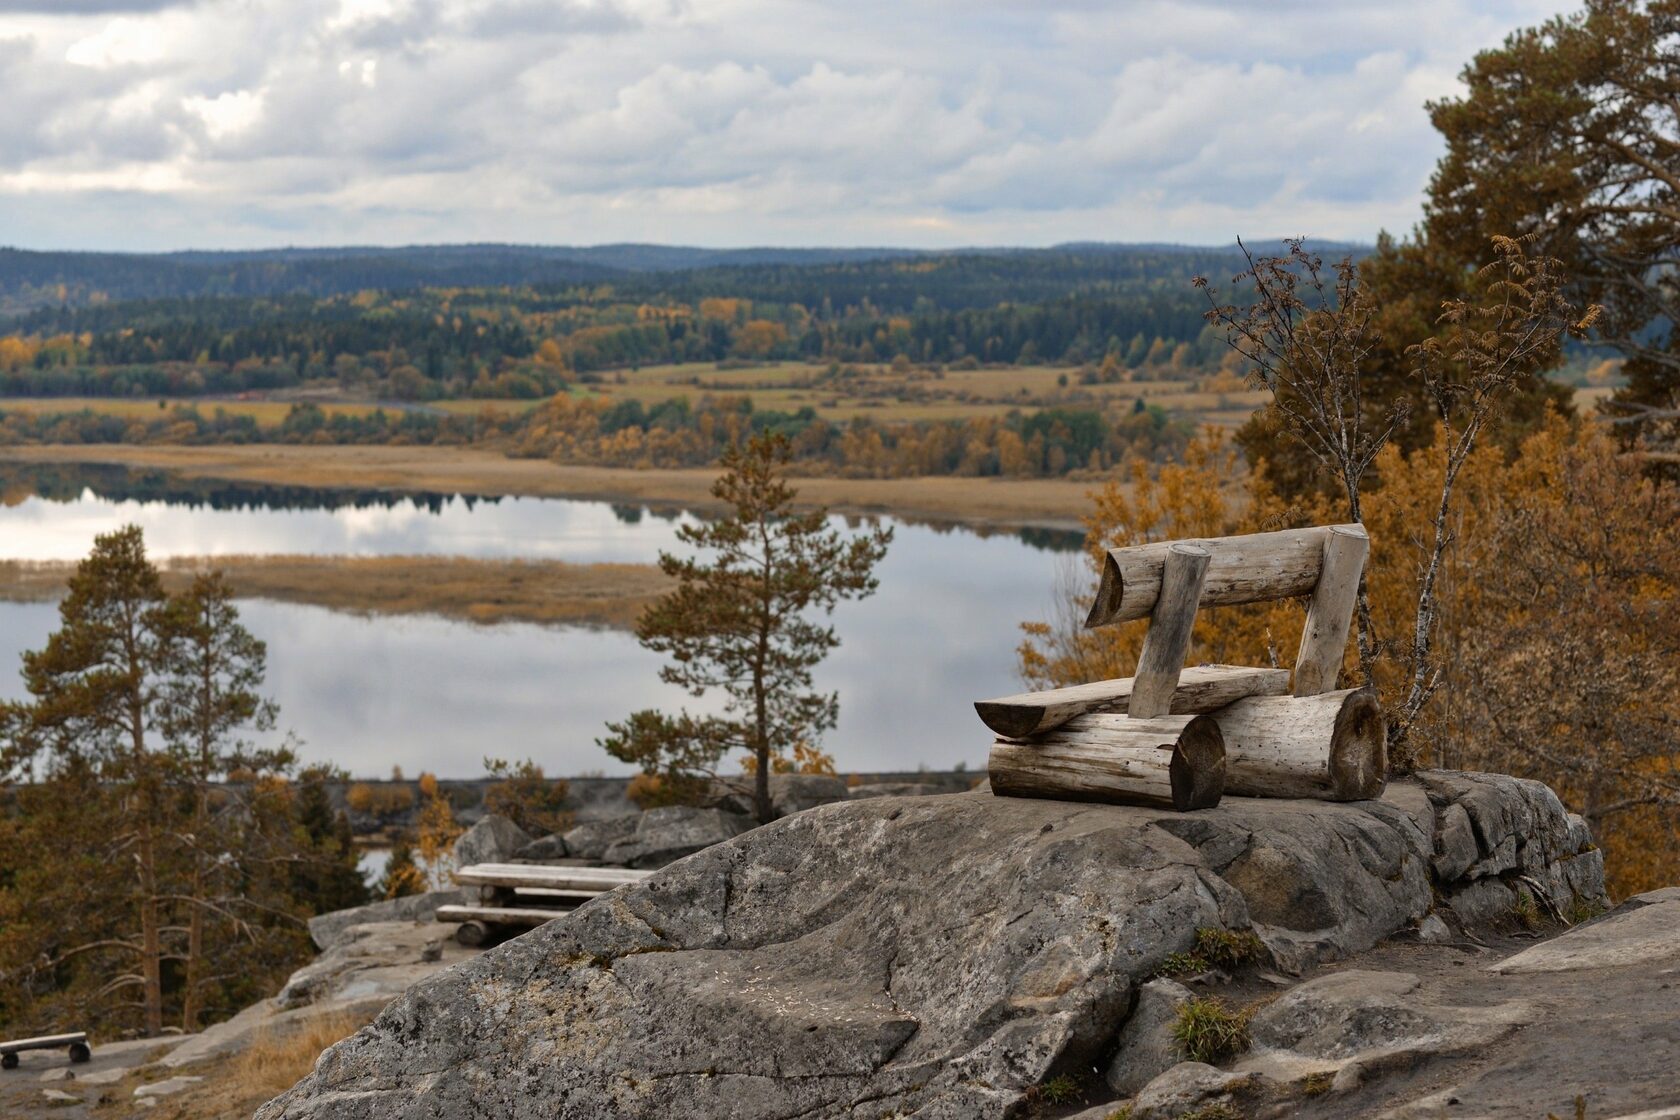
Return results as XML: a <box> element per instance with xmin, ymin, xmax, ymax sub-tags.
<box><xmin>0</xmin><ymin>462</ymin><xmax>1083</xmax><ymax>775</ymax></box>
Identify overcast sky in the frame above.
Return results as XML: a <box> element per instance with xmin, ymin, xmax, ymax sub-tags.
<box><xmin>0</xmin><ymin>0</ymin><xmax>1563</xmax><ymax>252</ymax></box>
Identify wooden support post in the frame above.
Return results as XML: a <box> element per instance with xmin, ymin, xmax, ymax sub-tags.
<box><xmin>1127</xmin><ymin>543</ymin><xmax>1210</xmax><ymax>719</ymax></box>
<box><xmin>974</xmin><ymin>664</ymin><xmax>1289</xmax><ymax>739</ymax></box>
<box><xmin>988</xmin><ymin>713</ymin><xmax>1226</xmax><ymax>811</ymax></box>
<box><xmin>1210</xmin><ymin>688</ymin><xmax>1387</xmax><ymax>801</ymax></box>
<box><xmin>1292</xmin><ymin>524</ymin><xmax>1369</xmax><ymax>697</ymax></box>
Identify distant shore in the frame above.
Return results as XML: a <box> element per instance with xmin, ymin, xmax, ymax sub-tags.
<box><xmin>0</xmin><ymin>554</ymin><xmax>674</xmax><ymax>630</ymax></box>
<box><xmin>0</xmin><ymin>443</ymin><xmax>1100</xmax><ymax>532</ymax></box>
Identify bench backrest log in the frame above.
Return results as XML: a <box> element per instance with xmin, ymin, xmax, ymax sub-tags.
<box><xmin>1085</xmin><ymin>523</ymin><xmax>1369</xmax><ymax>715</ymax></box>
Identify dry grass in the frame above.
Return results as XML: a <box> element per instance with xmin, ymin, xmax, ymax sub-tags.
<box><xmin>0</xmin><ymin>554</ymin><xmax>675</xmax><ymax>629</ymax></box>
<box><xmin>0</xmin><ymin>397</ymin><xmax>383</xmax><ymax>424</ymax></box>
<box><xmin>0</xmin><ymin>444</ymin><xmax>1108</xmax><ymax>529</ymax></box>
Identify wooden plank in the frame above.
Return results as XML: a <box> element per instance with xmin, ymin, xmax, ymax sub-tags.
<box><xmin>1128</xmin><ymin>543</ymin><xmax>1211</xmax><ymax>718</ymax></box>
<box><xmin>1086</xmin><ymin>525</ymin><xmax>1362</xmax><ymax>628</ymax></box>
<box><xmin>0</xmin><ymin>1032</ymin><xmax>87</xmax><ymax>1054</ymax></box>
<box><xmin>1292</xmin><ymin>524</ymin><xmax>1369</xmax><ymax>696</ymax></box>
<box><xmin>1212</xmin><ymin>689</ymin><xmax>1387</xmax><ymax>801</ymax></box>
<box><xmin>975</xmin><ymin>665</ymin><xmax>1289</xmax><ymax>739</ymax></box>
<box><xmin>988</xmin><ymin>713</ymin><xmax>1225</xmax><ymax>811</ymax></box>
<box><xmin>455</xmin><ymin>864</ymin><xmax>652</xmax><ymax>892</ymax></box>
<box><xmin>436</xmin><ymin>904</ymin><xmax>569</xmax><ymax>928</ymax></box>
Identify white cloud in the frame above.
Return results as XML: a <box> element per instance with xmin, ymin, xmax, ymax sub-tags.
<box><xmin>0</xmin><ymin>0</ymin><xmax>1566</xmax><ymax>250</ymax></box>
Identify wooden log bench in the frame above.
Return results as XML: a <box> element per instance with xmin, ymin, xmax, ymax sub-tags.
<box><xmin>984</xmin><ymin>523</ymin><xmax>1384</xmax><ymax>811</ymax></box>
<box><xmin>1</xmin><ymin>1032</ymin><xmax>90</xmax><ymax>1070</ymax></box>
<box><xmin>438</xmin><ymin>864</ymin><xmax>654</xmax><ymax>946</ymax></box>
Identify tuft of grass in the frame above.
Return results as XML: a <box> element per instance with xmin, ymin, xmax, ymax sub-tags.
<box><xmin>1034</xmin><ymin>1073</ymin><xmax>1082</xmax><ymax>1105</ymax></box>
<box><xmin>1192</xmin><ymin>928</ymin><xmax>1267</xmax><ymax>970</ymax></box>
<box><xmin>1105</xmin><ymin>1107</ymin><xmax>1135</xmax><ymax>1120</ymax></box>
<box><xmin>229</xmin><ymin>1010</ymin><xmax>369</xmax><ymax>1102</ymax></box>
<box><xmin>1566</xmin><ymin>898</ymin><xmax>1607</xmax><ymax>925</ymax></box>
<box><xmin>1301</xmin><ymin>1071</ymin><xmax>1334</xmax><ymax>1097</ymax></box>
<box><xmin>1171</xmin><ymin>997</ymin><xmax>1252</xmax><ymax>1064</ymax></box>
<box><xmin>1153</xmin><ymin>950</ymin><xmax>1210</xmax><ymax>978</ymax></box>
<box><xmin>1512</xmin><ymin>887</ymin><xmax>1545</xmax><ymax>931</ymax></box>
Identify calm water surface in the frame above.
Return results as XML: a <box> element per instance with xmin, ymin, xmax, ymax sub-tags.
<box><xmin>0</xmin><ymin>465</ymin><xmax>1081</xmax><ymax>777</ymax></box>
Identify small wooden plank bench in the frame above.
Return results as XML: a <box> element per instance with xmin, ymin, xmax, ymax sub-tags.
<box><xmin>439</xmin><ymin>864</ymin><xmax>655</xmax><ymax>945</ymax></box>
<box><xmin>1</xmin><ymin>1032</ymin><xmax>90</xmax><ymax>1069</ymax></box>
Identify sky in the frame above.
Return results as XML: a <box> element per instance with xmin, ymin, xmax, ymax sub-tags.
<box><xmin>0</xmin><ymin>0</ymin><xmax>1566</xmax><ymax>253</ymax></box>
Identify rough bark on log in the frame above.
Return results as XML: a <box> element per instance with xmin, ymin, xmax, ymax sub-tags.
<box><xmin>974</xmin><ymin>664</ymin><xmax>1289</xmax><ymax>739</ymax></box>
<box><xmin>1086</xmin><ymin>524</ymin><xmax>1362</xmax><ymax>628</ymax></box>
<box><xmin>988</xmin><ymin>713</ymin><xmax>1225</xmax><ymax>811</ymax></box>
<box><xmin>1128</xmin><ymin>543</ymin><xmax>1211</xmax><ymax>719</ymax></box>
<box><xmin>1292</xmin><ymin>524</ymin><xmax>1369</xmax><ymax>697</ymax></box>
<box><xmin>1211</xmin><ymin>688</ymin><xmax>1387</xmax><ymax>801</ymax></box>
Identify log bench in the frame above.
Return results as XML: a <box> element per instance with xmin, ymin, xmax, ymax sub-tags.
<box><xmin>438</xmin><ymin>864</ymin><xmax>653</xmax><ymax>945</ymax></box>
<box><xmin>1</xmin><ymin>1032</ymin><xmax>90</xmax><ymax>1069</ymax></box>
<box><xmin>983</xmin><ymin>524</ymin><xmax>1385</xmax><ymax>811</ymax></box>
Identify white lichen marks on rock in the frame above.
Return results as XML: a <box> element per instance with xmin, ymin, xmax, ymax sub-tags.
<box><xmin>258</xmin><ymin>773</ymin><xmax>1610</xmax><ymax>1120</ymax></box>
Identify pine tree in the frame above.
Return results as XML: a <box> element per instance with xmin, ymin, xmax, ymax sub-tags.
<box><xmin>601</xmin><ymin>433</ymin><xmax>891</xmax><ymax>823</ymax></box>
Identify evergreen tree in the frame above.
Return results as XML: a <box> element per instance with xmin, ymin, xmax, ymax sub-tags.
<box><xmin>601</xmin><ymin>433</ymin><xmax>891</xmax><ymax>823</ymax></box>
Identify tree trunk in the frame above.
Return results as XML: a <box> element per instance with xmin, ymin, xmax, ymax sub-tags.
<box><xmin>974</xmin><ymin>664</ymin><xmax>1289</xmax><ymax>739</ymax></box>
<box><xmin>1087</xmin><ymin>525</ymin><xmax>1356</xmax><ymax>628</ymax></box>
<box><xmin>1210</xmin><ymin>689</ymin><xmax>1387</xmax><ymax>801</ymax></box>
<box><xmin>989</xmin><ymin>713</ymin><xmax>1225</xmax><ymax>811</ymax></box>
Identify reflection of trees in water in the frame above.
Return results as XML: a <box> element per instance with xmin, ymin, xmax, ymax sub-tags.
<box><xmin>0</xmin><ymin>461</ymin><xmax>1085</xmax><ymax>551</ymax></box>
<box><xmin>0</xmin><ymin>462</ymin><xmax>503</xmax><ymax>515</ymax></box>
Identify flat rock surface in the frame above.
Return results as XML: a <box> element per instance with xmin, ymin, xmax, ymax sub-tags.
<box><xmin>260</xmin><ymin>780</ymin><xmax>1578</xmax><ymax>1120</ymax></box>
<box><xmin>1488</xmin><ymin>890</ymin><xmax>1680</xmax><ymax>974</ymax></box>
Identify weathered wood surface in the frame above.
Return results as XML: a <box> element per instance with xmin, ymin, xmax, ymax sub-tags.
<box><xmin>975</xmin><ymin>664</ymin><xmax>1290</xmax><ymax>739</ymax></box>
<box><xmin>1086</xmin><ymin>524</ymin><xmax>1363</xmax><ymax>628</ymax></box>
<box><xmin>454</xmin><ymin>864</ymin><xmax>652</xmax><ymax>892</ymax></box>
<box><xmin>1127</xmin><ymin>543</ymin><xmax>1211</xmax><ymax>719</ymax></box>
<box><xmin>436</xmin><ymin>904</ymin><xmax>564</xmax><ymax>929</ymax></box>
<box><xmin>0</xmin><ymin>1031</ymin><xmax>87</xmax><ymax>1054</ymax></box>
<box><xmin>1292</xmin><ymin>524</ymin><xmax>1369</xmax><ymax>696</ymax></box>
<box><xmin>989</xmin><ymin>713</ymin><xmax>1226</xmax><ymax>811</ymax></box>
<box><xmin>1211</xmin><ymin>688</ymin><xmax>1387</xmax><ymax>801</ymax></box>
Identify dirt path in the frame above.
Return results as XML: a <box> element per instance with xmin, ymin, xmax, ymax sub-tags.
<box><xmin>0</xmin><ymin>444</ymin><xmax>1104</xmax><ymax>532</ymax></box>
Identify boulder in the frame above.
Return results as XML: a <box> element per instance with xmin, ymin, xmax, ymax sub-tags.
<box><xmin>452</xmin><ymin>814</ymin><xmax>532</xmax><ymax>868</ymax></box>
<box><xmin>307</xmin><ymin>889</ymin><xmax>469</xmax><ymax>951</ymax></box>
<box><xmin>848</xmin><ymin>783</ymin><xmax>947</xmax><ymax>800</ymax></box>
<box><xmin>1105</xmin><ymin>978</ymin><xmax>1193</xmax><ymax>1095</ymax></box>
<box><xmin>709</xmin><ymin>774</ymin><xmax>851</xmax><ymax>818</ymax></box>
<box><xmin>561</xmin><ymin>814</ymin><xmax>639</xmax><ymax>860</ymax></box>
<box><xmin>261</xmin><ymin>773</ymin><xmax>1606</xmax><ymax>1120</ymax></box>
<box><xmin>512</xmin><ymin>834</ymin><xmax>569</xmax><ymax>862</ymax></box>
<box><xmin>601</xmin><ymin>806</ymin><xmax>754</xmax><ymax>869</ymax></box>
<box><xmin>1130</xmin><ymin>1062</ymin><xmax>1262</xmax><ymax>1119</ymax></box>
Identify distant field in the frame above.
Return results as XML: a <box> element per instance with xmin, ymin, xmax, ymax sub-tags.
<box><xmin>0</xmin><ymin>396</ymin><xmax>384</xmax><ymax>424</ymax></box>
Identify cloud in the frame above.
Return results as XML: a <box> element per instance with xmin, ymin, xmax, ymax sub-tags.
<box><xmin>0</xmin><ymin>0</ymin><xmax>1565</xmax><ymax>250</ymax></box>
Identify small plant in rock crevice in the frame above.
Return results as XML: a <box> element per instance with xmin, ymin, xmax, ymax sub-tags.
<box><xmin>1193</xmin><ymin>927</ymin><xmax>1268</xmax><ymax>969</ymax></box>
<box><xmin>1171</xmin><ymin>997</ymin><xmax>1252</xmax><ymax>1064</ymax></box>
<box><xmin>1301</xmin><ymin>1070</ymin><xmax>1334</xmax><ymax>1097</ymax></box>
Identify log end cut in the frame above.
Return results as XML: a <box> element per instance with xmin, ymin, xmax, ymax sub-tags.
<box><xmin>973</xmin><ymin>700</ymin><xmax>1046</xmax><ymax>740</ymax></box>
<box><xmin>1168</xmin><ymin>714</ymin><xmax>1226</xmax><ymax>811</ymax></box>
<box><xmin>1328</xmin><ymin>689</ymin><xmax>1388</xmax><ymax>800</ymax></box>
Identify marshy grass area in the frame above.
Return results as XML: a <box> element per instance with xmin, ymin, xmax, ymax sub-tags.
<box><xmin>0</xmin><ymin>554</ymin><xmax>674</xmax><ymax>629</ymax></box>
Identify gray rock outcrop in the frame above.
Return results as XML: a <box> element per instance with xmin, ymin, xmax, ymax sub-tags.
<box><xmin>261</xmin><ymin>772</ymin><xmax>1606</xmax><ymax>1120</ymax></box>
<box><xmin>561</xmin><ymin>813</ymin><xmax>639</xmax><ymax>860</ymax></box>
<box><xmin>452</xmin><ymin>814</ymin><xmax>533</xmax><ymax>868</ymax></box>
<box><xmin>1105</xmin><ymin>978</ymin><xmax>1193</xmax><ymax>1095</ymax></box>
<box><xmin>512</xmin><ymin>834</ymin><xmax>569</xmax><ymax>861</ymax></box>
<box><xmin>709</xmin><ymin>773</ymin><xmax>851</xmax><ymax>818</ymax></box>
<box><xmin>600</xmin><ymin>805</ymin><xmax>754</xmax><ymax>869</ymax></box>
<box><xmin>848</xmin><ymin>782</ymin><xmax>948</xmax><ymax>800</ymax></box>
<box><xmin>307</xmin><ymin>889</ymin><xmax>468</xmax><ymax>951</ymax></box>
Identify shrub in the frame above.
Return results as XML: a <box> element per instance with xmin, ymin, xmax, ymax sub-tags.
<box><xmin>484</xmin><ymin>757</ymin><xmax>574</xmax><ymax>835</ymax></box>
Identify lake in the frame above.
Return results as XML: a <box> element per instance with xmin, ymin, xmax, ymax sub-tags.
<box><xmin>0</xmin><ymin>463</ymin><xmax>1085</xmax><ymax>778</ymax></box>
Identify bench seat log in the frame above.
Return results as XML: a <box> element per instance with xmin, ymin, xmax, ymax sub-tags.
<box><xmin>1087</xmin><ymin>524</ymin><xmax>1362</xmax><ymax>629</ymax></box>
<box><xmin>436</xmin><ymin>904</ymin><xmax>571</xmax><ymax>928</ymax></box>
<box><xmin>455</xmin><ymin>864</ymin><xmax>652</xmax><ymax>892</ymax></box>
<box><xmin>975</xmin><ymin>665</ymin><xmax>1289</xmax><ymax>739</ymax></box>
<box><xmin>989</xmin><ymin>713</ymin><xmax>1225</xmax><ymax>811</ymax></box>
<box><xmin>1212</xmin><ymin>689</ymin><xmax>1387</xmax><ymax>801</ymax></box>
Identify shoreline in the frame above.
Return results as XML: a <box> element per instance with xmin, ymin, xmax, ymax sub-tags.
<box><xmin>0</xmin><ymin>443</ymin><xmax>1099</xmax><ymax>533</ymax></box>
<box><xmin>0</xmin><ymin>554</ymin><xmax>674</xmax><ymax>631</ymax></box>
